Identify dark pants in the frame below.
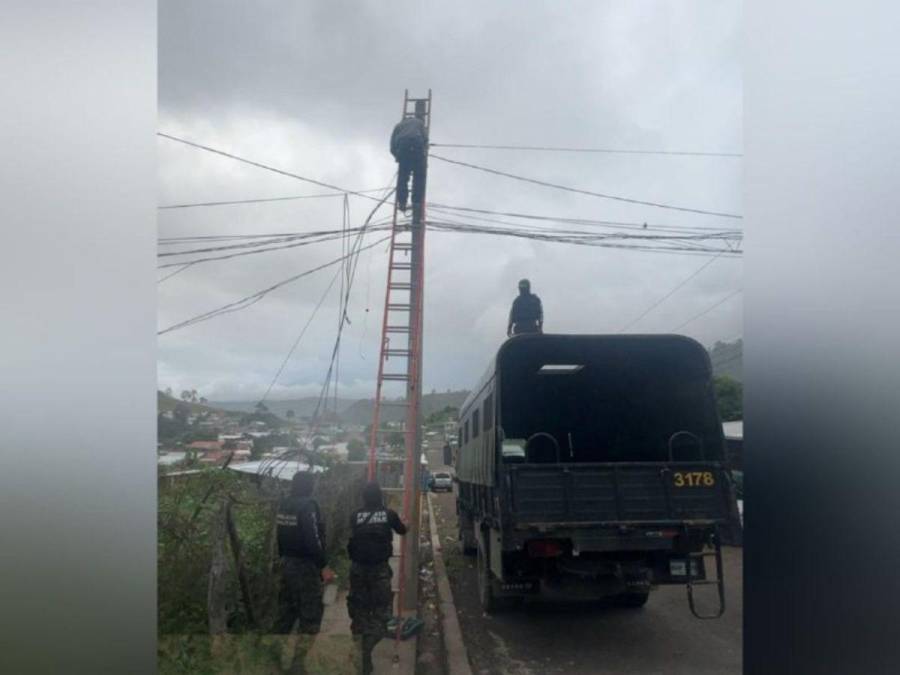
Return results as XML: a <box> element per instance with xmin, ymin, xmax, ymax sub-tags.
<box><xmin>348</xmin><ymin>561</ymin><xmax>393</xmax><ymax>673</ymax></box>
<box><xmin>276</xmin><ymin>557</ymin><xmax>324</xmax><ymax>635</ymax></box>
<box><xmin>396</xmin><ymin>149</ymin><xmax>425</xmax><ymax>210</ymax></box>
<box><xmin>512</xmin><ymin>320</ymin><xmax>541</xmax><ymax>335</ymax></box>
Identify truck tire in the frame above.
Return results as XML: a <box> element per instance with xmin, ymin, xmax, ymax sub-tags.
<box><xmin>614</xmin><ymin>591</ymin><xmax>650</xmax><ymax>608</ymax></box>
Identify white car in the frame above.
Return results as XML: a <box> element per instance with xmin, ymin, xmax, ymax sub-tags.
<box><xmin>430</xmin><ymin>471</ymin><xmax>453</xmax><ymax>492</ymax></box>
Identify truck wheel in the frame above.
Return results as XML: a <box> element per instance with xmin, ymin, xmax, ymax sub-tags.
<box><xmin>614</xmin><ymin>591</ymin><xmax>650</xmax><ymax>608</ymax></box>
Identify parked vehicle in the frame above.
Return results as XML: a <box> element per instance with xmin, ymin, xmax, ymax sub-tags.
<box><xmin>454</xmin><ymin>334</ymin><xmax>738</xmax><ymax>616</ymax></box>
<box><xmin>430</xmin><ymin>471</ymin><xmax>454</xmax><ymax>492</ymax></box>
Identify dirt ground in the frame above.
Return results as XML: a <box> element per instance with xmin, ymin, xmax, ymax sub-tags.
<box><xmin>425</xmin><ymin>445</ymin><xmax>743</xmax><ymax>675</ymax></box>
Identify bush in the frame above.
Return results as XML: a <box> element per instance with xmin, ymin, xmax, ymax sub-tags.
<box><xmin>157</xmin><ymin>463</ymin><xmax>367</xmax><ymax>640</ymax></box>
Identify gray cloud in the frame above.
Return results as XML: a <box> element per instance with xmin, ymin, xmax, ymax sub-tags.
<box><xmin>158</xmin><ymin>0</ymin><xmax>742</xmax><ymax>401</ymax></box>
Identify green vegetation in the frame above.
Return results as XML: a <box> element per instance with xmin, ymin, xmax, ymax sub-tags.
<box><xmin>714</xmin><ymin>375</ymin><xmax>743</xmax><ymax>421</ymax></box>
<box><xmin>158</xmin><ymin>464</ymin><xmax>366</xmax><ymax>672</ymax></box>
<box><xmin>425</xmin><ymin>405</ymin><xmax>458</xmax><ymax>427</ymax></box>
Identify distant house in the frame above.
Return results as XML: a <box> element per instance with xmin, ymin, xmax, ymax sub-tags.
<box><xmin>188</xmin><ymin>440</ymin><xmax>224</xmax><ymax>453</ymax></box>
<box><xmin>198</xmin><ymin>449</ymin><xmax>231</xmax><ymax>466</ymax></box>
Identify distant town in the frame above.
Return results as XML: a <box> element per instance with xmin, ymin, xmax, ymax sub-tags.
<box><xmin>157</xmin><ymin>388</ymin><xmax>466</xmax><ymax>478</ymax></box>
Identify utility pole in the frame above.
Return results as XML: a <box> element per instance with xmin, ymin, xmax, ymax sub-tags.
<box><xmin>402</xmin><ymin>92</ymin><xmax>429</xmax><ymax>610</ymax></box>
<box><xmin>367</xmin><ymin>90</ymin><xmax>432</xmax><ymax>613</ymax></box>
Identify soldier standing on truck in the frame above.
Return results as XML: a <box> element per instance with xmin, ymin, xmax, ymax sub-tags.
<box><xmin>507</xmin><ymin>278</ymin><xmax>544</xmax><ymax>337</ymax></box>
<box><xmin>275</xmin><ymin>471</ymin><xmax>331</xmax><ymax>669</ymax></box>
<box><xmin>347</xmin><ymin>482</ymin><xmax>408</xmax><ymax>675</ymax></box>
<box><xmin>390</xmin><ymin>100</ymin><xmax>428</xmax><ymax>215</ymax></box>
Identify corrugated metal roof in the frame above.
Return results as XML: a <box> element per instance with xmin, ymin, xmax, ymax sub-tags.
<box><xmin>228</xmin><ymin>458</ymin><xmax>325</xmax><ymax>481</ymax></box>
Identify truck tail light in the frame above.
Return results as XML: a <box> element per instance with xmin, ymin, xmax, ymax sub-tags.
<box><xmin>527</xmin><ymin>539</ymin><xmax>563</xmax><ymax>558</ymax></box>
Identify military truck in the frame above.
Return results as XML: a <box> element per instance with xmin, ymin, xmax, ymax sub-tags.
<box><xmin>454</xmin><ymin>334</ymin><xmax>738</xmax><ymax>617</ymax></box>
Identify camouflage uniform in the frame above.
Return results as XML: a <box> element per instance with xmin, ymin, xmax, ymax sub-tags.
<box><xmin>274</xmin><ymin>484</ymin><xmax>327</xmax><ymax>636</ymax></box>
<box><xmin>346</xmin><ymin>484</ymin><xmax>408</xmax><ymax>674</ymax></box>
<box><xmin>276</xmin><ymin>557</ymin><xmax>324</xmax><ymax>634</ymax></box>
<box><xmin>347</xmin><ymin>561</ymin><xmax>393</xmax><ymax>638</ymax></box>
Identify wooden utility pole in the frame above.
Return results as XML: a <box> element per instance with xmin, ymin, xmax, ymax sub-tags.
<box><xmin>401</xmin><ymin>96</ymin><xmax>429</xmax><ymax>609</ymax></box>
<box><xmin>367</xmin><ymin>90</ymin><xmax>432</xmax><ymax>613</ymax></box>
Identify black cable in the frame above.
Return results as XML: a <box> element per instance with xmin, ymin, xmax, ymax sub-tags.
<box><xmin>156</xmin><ymin>228</ymin><xmax>393</xmax><ymax>269</ymax></box>
<box><xmin>158</xmin><ymin>132</ymin><xmax>386</xmax><ymax>204</ymax></box>
<box><xmin>429</xmin><ymin>154</ymin><xmax>743</xmax><ymax>219</ymax></box>
<box><xmin>426</xmin><ymin>218</ymin><xmax>741</xmax><ymax>257</ymax></box>
<box><xmin>430</xmin><ymin>142</ymin><xmax>742</xmax><ymax>157</ymax></box>
<box><xmin>157</xmin><ymin>262</ymin><xmax>194</xmax><ymax>284</ymax></box>
<box><xmin>157</xmin><ymin>234</ymin><xmax>392</xmax><ymax>336</ymax></box>
<box><xmin>671</xmin><ymin>289</ymin><xmax>743</xmax><ymax>332</ymax></box>
<box><xmin>159</xmin><ymin>187</ymin><xmax>391</xmax><ymax>210</ymax></box>
<box><xmin>426</xmin><ymin>202</ymin><xmax>742</xmax><ymax>234</ymax></box>
<box><xmin>618</xmin><ymin>252</ymin><xmax>728</xmax><ymax>332</ymax></box>
<box><xmin>257</xmin><ymin>267</ymin><xmax>342</xmax><ymax>406</ymax></box>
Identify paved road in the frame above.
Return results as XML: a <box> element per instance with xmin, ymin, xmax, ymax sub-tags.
<box><xmin>425</xmin><ymin>447</ymin><xmax>742</xmax><ymax>675</ymax></box>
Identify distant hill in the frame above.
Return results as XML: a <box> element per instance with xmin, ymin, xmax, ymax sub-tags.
<box><xmin>341</xmin><ymin>390</ymin><xmax>470</xmax><ymax>426</ymax></box>
<box><xmin>709</xmin><ymin>339</ymin><xmax>742</xmax><ymax>382</ymax></box>
<box><xmin>207</xmin><ymin>390</ymin><xmax>470</xmax><ymax>427</ymax></box>
<box><xmin>210</xmin><ymin>397</ymin><xmax>357</xmax><ymax>419</ymax></box>
<box><xmin>157</xmin><ymin>391</ymin><xmax>242</xmax><ymax>417</ymax></box>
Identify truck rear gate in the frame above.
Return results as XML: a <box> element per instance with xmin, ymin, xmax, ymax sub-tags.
<box><xmin>509</xmin><ymin>462</ymin><xmax>731</xmax><ymax>524</ymax></box>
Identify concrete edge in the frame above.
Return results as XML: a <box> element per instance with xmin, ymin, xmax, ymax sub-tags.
<box><xmin>426</xmin><ymin>492</ymin><xmax>473</xmax><ymax>675</ymax></box>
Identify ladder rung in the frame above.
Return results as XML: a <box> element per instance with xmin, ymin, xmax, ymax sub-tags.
<box><xmin>382</xmin><ymin>373</ymin><xmax>409</xmax><ymax>381</ymax></box>
<box><xmin>394</xmin><ymin>243</ymin><xmax>413</xmax><ymax>251</ymax></box>
<box><xmin>386</xmin><ymin>326</ymin><xmax>410</xmax><ymax>333</ymax></box>
<box><xmin>389</xmin><ymin>282</ymin><xmax>412</xmax><ymax>290</ymax></box>
<box><xmin>380</xmin><ymin>400</ymin><xmax>410</xmax><ymax>407</ymax></box>
<box><xmin>390</xmin><ymin>262</ymin><xmax>412</xmax><ymax>270</ymax></box>
<box><xmin>387</xmin><ymin>304</ymin><xmax>412</xmax><ymax>311</ymax></box>
<box><xmin>384</xmin><ymin>349</ymin><xmax>412</xmax><ymax>356</ymax></box>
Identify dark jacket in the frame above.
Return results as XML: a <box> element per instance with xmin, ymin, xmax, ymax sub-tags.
<box><xmin>347</xmin><ymin>507</ymin><xmax>407</xmax><ymax>565</ymax></box>
<box><xmin>509</xmin><ymin>292</ymin><xmax>543</xmax><ymax>325</ymax></box>
<box><xmin>277</xmin><ymin>495</ymin><xmax>327</xmax><ymax>568</ymax></box>
<box><xmin>390</xmin><ymin>118</ymin><xmax>427</xmax><ymax>160</ymax></box>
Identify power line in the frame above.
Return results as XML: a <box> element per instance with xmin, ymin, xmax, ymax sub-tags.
<box><xmin>427</xmin><ymin>218</ymin><xmax>741</xmax><ymax>257</ymax></box>
<box><xmin>671</xmin><ymin>289</ymin><xmax>743</xmax><ymax>332</ymax></box>
<box><xmin>157</xmin><ymin>234</ymin><xmax>391</xmax><ymax>336</ymax></box>
<box><xmin>257</xmin><ymin>267</ymin><xmax>342</xmax><ymax>405</ymax></box>
<box><xmin>157</xmin><ymin>262</ymin><xmax>194</xmax><ymax>284</ymax></box>
<box><xmin>429</xmin><ymin>154</ymin><xmax>743</xmax><ymax>219</ymax></box>
<box><xmin>618</xmin><ymin>252</ymin><xmax>727</xmax><ymax>332</ymax></box>
<box><xmin>157</xmin><ymin>132</ymin><xmax>386</xmax><ymax>204</ymax></box>
<box><xmin>427</xmin><ymin>202</ymin><xmax>742</xmax><ymax>234</ymax></box>
<box><xmin>158</xmin><ymin>188</ymin><xmax>392</xmax><ymax>210</ymax></box>
<box><xmin>157</xmin><ymin>229</ymin><xmax>391</xmax><ymax>269</ymax></box>
<box><xmin>430</xmin><ymin>142</ymin><xmax>742</xmax><ymax>158</ymax></box>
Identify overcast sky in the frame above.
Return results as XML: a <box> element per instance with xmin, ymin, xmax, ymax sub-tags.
<box><xmin>157</xmin><ymin>0</ymin><xmax>742</xmax><ymax>402</ymax></box>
